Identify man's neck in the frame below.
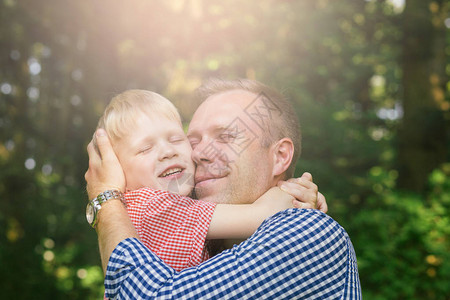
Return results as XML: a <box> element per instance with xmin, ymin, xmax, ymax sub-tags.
<box><xmin>206</xmin><ymin>238</ymin><xmax>245</xmax><ymax>257</ymax></box>
<box><xmin>224</xmin><ymin>238</ymin><xmax>244</xmax><ymax>249</ymax></box>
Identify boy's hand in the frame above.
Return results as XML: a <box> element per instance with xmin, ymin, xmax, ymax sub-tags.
<box><xmin>277</xmin><ymin>172</ymin><xmax>328</xmax><ymax>213</ymax></box>
<box><xmin>85</xmin><ymin>129</ymin><xmax>126</xmax><ymax>199</ymax></box>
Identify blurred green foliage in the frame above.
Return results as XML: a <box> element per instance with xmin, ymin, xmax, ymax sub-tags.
<box><xmin>0</xmin><ymin>0</ymin><xmax>449</xmax><ymax>299</ymax></box>
<box><xmin>354</xmin><ymin>164</ymin><xmax>450</xmax><ymax>299</ymax></box>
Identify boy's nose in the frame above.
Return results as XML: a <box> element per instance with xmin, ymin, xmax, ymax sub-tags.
<box><xmin>159</xmin><ymin>143</ymin><xmax>177</xmax><ymax>161</ymax></box>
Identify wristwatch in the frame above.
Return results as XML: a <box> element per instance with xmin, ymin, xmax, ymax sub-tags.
<box><xmin>86</xmin><ymin>190</ymin><xmax>125</xmax><ymax>228</ymax></box>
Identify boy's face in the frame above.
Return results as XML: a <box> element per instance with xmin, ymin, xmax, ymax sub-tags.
<box><xmin>114</xmin><ymin>114</ymin><xmax>195</xmax><ymax>196</ymax></box>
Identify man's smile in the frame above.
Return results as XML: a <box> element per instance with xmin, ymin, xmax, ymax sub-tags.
<box><xmin>195</xmin><ymin>174</ymin><xmax>226</xmax><ymax>186</ymax></box>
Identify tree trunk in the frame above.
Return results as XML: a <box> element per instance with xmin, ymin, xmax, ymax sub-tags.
<box><xmin>397</xmin><ymin>0</ymin><xmax>448</xmax><ymax>192</ymax></box>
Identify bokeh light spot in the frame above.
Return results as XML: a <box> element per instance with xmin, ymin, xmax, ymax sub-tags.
<box><xmin>43</xmin><ymin>250</ymin><xmax>55</xmax><ymax>262</ymax></box>
<box><xmin>25</xmin><ymin>158</ymin><xmax>36</xmax><ymax>170</ymax></box>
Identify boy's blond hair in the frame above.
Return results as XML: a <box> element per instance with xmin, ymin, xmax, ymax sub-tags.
<box><xmin>93</xmin><ymin>89</ymin><xmax>181</xmax><ymax>151</ymax></box>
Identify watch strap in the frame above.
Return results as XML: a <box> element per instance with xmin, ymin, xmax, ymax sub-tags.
<box><xmin>93</xmin><ymin>189</ymin><xmax>126</xmax><ymax>207</ymax></box>
<box><xmin>87</xmin><ymin>189</ymin><xmax>125</xmax><ymax>228</ymax></box>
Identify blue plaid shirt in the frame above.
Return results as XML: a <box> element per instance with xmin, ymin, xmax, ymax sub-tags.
<box><xmin>105</xmin><ymin>209</ymin><xmax>361</xmax><ymax>299</ymax></box>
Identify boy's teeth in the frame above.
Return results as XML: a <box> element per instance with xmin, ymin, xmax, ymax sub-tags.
<box><xmin>161</xmin><ymin>168</ymin><xmax>182</xmax><ymax>177</ymax></box>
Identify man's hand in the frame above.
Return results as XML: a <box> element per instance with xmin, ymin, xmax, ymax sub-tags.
<box><xmin>277</xmin><ymin>172</ymin><xmax>328</xmax><ymax>213</ymax></box>
<box><xmin>85</xmin><ymin>129</ymin><xmax>138</xmax><ymax>275</ymax></box>
<box><xmin>85</xmin><ymin>129</ymin><xmax>126</xmax><ymax>199</ymax></box>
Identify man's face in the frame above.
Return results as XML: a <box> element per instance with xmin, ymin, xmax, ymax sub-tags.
<box><xmin>187</xmin><ymin>90</ymin><xmax>276</xmax><ymax>204</ymax></box>
<box><xmin>114</xmin><ymin>114</ymin><xmax>195</xmax><ymax>196</ymax></box>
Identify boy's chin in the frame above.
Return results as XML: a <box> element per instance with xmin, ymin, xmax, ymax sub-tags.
<box><xmin>165</xmin><ymin>182</ymin><xmax>194</xmax><ymax>197</ymax></box>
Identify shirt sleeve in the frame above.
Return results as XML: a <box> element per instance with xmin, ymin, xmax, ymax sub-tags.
<box><xmin>125</xmin><ymin>188</ymin><xmax>216</xmax><ymax>271</ymax></box>
<box><xmin>105</xmin><ymin>209</ymin><xmax>362</xmax><ymax>299</ymax></box>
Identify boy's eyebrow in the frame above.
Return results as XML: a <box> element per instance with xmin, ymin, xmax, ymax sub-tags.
<box><xmin>131</xmin><ymin>135</ymin><xmax>155</xmax><ymax>148</ymax></box>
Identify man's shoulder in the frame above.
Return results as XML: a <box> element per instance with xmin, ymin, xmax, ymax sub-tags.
<box><xmin>263</xmin><ymin>208</ymin><xmax>343</xmax><ymax>231</ymax></box>
<box><xmin>253</xmin><ymin>208</ymin><xmax>349</xmax><ymax>246</ymax></box>
<box><xmin>233</xmin><ymin>208</ymin><xmax>359</xmax><ymax>299</ymax></box>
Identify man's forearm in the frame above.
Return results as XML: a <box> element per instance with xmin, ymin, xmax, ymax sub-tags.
<box><xmin>96</xmin><ymin>200</ymin><xmax>139</xmax><ymax>274</ymax></box>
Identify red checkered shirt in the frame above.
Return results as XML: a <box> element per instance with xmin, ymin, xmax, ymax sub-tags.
<box><xmin>124</xmin><ymin>187</ymin><xmax>217</xmax><ymax>271</ymax></box>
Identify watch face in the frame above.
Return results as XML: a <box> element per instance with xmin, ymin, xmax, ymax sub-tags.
<box><xmin>86</xmin><ymin>203</ymin><xmax>94</xmax><ymax>225</ymax></box>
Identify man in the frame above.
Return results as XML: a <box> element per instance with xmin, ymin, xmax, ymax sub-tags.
<box><xmin>85</xmin><ymin>78</ymin><xmax>361</xmax><ymax>299</ymax></box>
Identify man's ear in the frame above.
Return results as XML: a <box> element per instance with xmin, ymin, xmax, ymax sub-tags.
<box><xmin>271</xmin><ymin>138</ymin><xmax>294</xmax><ymax>177</ymax></box>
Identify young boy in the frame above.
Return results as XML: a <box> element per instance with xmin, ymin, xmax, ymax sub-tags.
<box><xmin>90</xmin><ymin>89</ymin><xmax>313</xmax><ymax>271</ymax></box>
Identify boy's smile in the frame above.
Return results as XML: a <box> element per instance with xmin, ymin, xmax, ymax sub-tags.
<box><xmin>159</xmin><ymin>166</ymin><xmax>184</xmax><ymax>178</ymax></box>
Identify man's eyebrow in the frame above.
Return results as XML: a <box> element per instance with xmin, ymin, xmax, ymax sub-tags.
<box><xmin>187</xmin><ymin>125</ymin><xmax>230</xmax><ymax>139</ymax></box>
<box><xmin>186</xmin><ymin>131</ymin><xmax>201</xmax><ymax>140</ymax></box>
<box><xmin>186</xmin><ymin>129</ymin><xmax>198</xmax><ymax>138</ymax></box>
<box><xmin>215</xmin><ymin>126</ymin><xmax>231</xmax><ymax>132</ymax></box>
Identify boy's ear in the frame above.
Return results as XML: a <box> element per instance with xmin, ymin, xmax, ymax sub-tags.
<box><xmin>271</xmin><ymin>138</ymin><xmax>294</xmax><ymax>177</ymax></box>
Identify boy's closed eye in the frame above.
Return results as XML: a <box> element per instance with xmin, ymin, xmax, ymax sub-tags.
<box><xmin>138</xmin><ymin>145</ymin><xmax>153</xmax><ymax>154</ymax></box>
<box><xmin>169</xmin><ymin>135</ymin><xmax>185</xmax><ymax>143</ymax></box>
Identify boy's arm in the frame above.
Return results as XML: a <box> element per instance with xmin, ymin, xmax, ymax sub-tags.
<box><xmin>207</xmin><ymin>173</ymin><xmax>317</xmax><ymax>239</ymax></box>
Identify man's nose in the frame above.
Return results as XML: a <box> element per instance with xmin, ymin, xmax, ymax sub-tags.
<box><xmin>191</xmin><ymin>138</ymin><xmax>214</xmax><ymax>164</ymax></box>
